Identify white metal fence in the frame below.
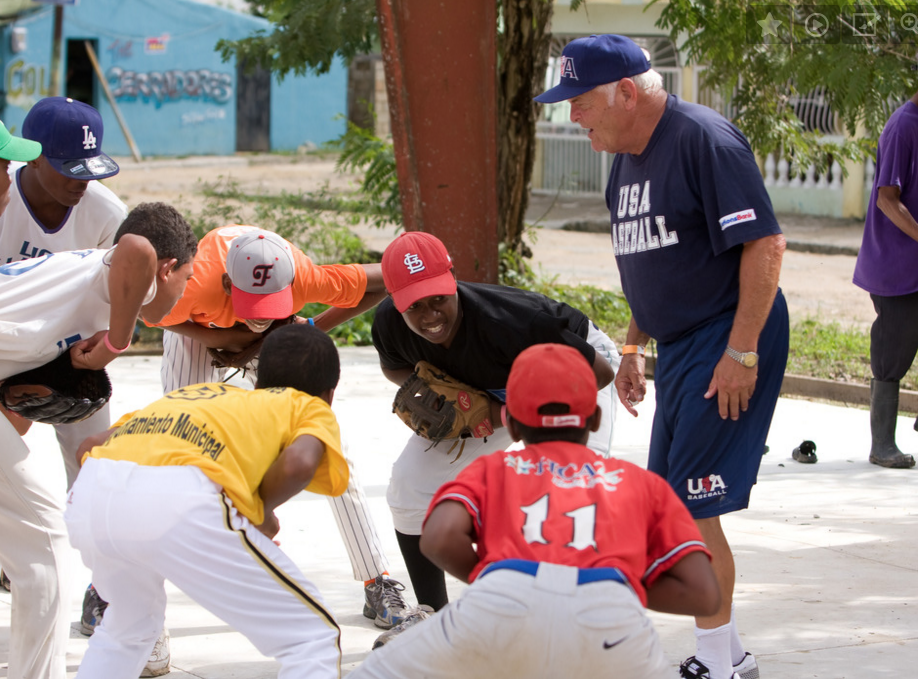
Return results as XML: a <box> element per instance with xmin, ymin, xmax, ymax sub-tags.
<box><xmin>532</xmin><ymin>67</ymin><xmax>681</xmax><ymax>196</ymax></box>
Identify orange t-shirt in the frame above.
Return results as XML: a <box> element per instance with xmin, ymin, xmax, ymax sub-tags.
<box><xmin>154</xmin><ymin>225</ymin><xmax>367</xmax><ymax>328</ymax></box>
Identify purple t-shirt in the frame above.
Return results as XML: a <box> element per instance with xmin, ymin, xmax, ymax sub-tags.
<box><xmin>854</xmin><ymin>100</ymin><xmax>918</xmax><ymax>296</ymax></box>
<box><xmin>606</xmin><ymin>96</ymin><xmax>781</xmax><ymax>343</ymax></box>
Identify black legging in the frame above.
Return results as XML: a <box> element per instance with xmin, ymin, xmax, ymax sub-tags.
<box><xmin>395</xmin><ymin>530</ymin><xmax>449</xmax><ymax>611</ymax></box>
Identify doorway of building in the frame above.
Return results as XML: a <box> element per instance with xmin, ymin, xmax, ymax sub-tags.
<box><xmin>236</xmin><ymin>59</ymin><xmax>270</xmax><ymax>152</ymax></box>
<box><xmin>65</xmin><ymin>39</ymin><xmax>96</xmax><ymax>105</ymax></box>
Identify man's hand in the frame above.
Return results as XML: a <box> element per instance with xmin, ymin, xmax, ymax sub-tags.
<box><xmin>614</xmin><ymin>354</ymin><xmax>647</xmax><ymax>417</ymax></box>
<box><xmin>704</xmin><ymin>354</ymin><xmax>757</xmax><ymax>420</ymax></box>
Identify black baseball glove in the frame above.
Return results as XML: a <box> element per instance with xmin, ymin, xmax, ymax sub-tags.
<box><xmin>0</xmin><ymin>352</ymin><xmax>112</xmax><ymax>424</ymax></box>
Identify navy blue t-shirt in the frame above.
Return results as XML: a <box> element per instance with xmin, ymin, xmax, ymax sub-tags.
<box><xmin>606</xmin><ymin>95</ymin><xmax>781</xmax><ymax>343</ymax></box>
<box><xmin>371</xmin><ymin>281</ymin><xmax>594</xmax><ymax>402</ymax></box>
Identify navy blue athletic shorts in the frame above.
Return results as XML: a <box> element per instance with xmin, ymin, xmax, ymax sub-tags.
<box><xmin>648</xmin><ymin>290</ymin><xmax>789</xmax><ymax>519</ymax></box>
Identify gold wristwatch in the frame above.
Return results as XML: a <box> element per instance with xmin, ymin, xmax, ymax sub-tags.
<box><xmin>724</xmin><ymin>345</ymin><xmax>759</xmax><ymax>368</ymax></box>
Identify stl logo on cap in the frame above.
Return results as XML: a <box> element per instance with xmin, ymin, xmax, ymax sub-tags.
<box><xmin>404</xmin><ymin>253</ymin><xmax>426</xmax><ymax>274</ymax></box>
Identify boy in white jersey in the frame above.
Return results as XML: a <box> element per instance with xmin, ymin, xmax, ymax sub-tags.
<box><xmin>0</xmin><ymin>96</ymin><xmax>128</xmax><ymax>488</ymax></box>
<box><xmin>0</xmin><ymin>201</ymin><xmax>197</xmax><ymax>679</ymax></box>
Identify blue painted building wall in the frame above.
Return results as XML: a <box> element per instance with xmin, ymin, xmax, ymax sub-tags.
<box><xmin>0</xmin><ymin>0</ymin><xmax>347</xmax><ymax>156</ymax></box>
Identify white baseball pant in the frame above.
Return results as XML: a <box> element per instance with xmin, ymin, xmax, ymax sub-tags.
<box><xmin>0</xmin><ymin>416</ymin><xmax>72</xmax><ymax>679</ymax></box>
<box><xmin>349</xmin><ymin>563</ymin><xmax>672</xmax><ymax>679</ymax></box>
<box><xmin>161</xmin><ymin>329</ymin><xmax>389</xmax><ymax>581</ymax></box>
<box><xmin>65</xmin><ymin>458</ymin><xmax>342</xmax><ymax>679</ymax></box>
<box><xmin>388</xmin><ymin>325</ymin><xmax>619</xmax><ymax>536</ymax></box>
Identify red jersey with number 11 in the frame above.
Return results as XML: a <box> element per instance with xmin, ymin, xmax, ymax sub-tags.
<box><xmin>425</xmin><ymin>441</ymin><xmax>709</xmax><ymax>605</ymax></box>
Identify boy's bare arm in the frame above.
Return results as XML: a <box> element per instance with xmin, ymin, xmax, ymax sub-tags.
<box><xmin>644</xmin><ymin>551</ymin><xmax>721</xmax><ymax>617</ymax></box>
<box><xmin>312</xmin><ymin>264</ymin><xmax>387</xmax><ymax>332</ymax></box>
<box><xmin>420</xmin><ymin>500</ymin><xmax>478</xmax><ymax>583</ymax></box>
<box><xmin>256</xmin><ymin>435</ymin><xmax>325</xmax><ymax>538</ymax></box>
<box><xmin>163</xmin><ymin>320</ymin><xmax>262</xmax><ymax>352</ymax></box>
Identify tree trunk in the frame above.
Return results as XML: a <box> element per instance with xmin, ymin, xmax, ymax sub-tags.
<box><xmin>497</xmin><ymin>0</ymin><xmax>554</xmax><ymax>255</ymax></box>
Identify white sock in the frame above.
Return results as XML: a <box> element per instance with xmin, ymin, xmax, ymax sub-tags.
<box><xmin>729</xmin><ymin>603</ymin><xmax>746</xmax><ymax>666</ymax></box>
<box><xmin>694</xmin><ymin>622</ymin><xmax>733</xmax><ymax>679</ymax></box>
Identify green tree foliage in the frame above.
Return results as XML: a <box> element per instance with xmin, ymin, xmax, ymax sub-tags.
<box><xmin>216</xmin><ymin>0</ymin><xmax>377</xmax><ymax>77</ymax></box>
<box><xmin>219</xmin><ymin>0</ymin><xmax>559</xmax><ymax>265</ymax></box>
<box><xmin>654</xmin><ymin>0</ymin><xmax>918</xmax><ymax>169</ymax></box>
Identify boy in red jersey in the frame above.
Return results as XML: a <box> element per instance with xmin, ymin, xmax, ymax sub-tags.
<box><xmin>351</xmin><ymin>343</ymin><xmax>721</xmax><ymax>678</ymax></box>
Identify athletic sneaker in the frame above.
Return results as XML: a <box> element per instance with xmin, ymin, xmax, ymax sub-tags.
<box><xmin>80</xmin><ymin>584</ymin><xmax>108</xmax><ymax>636</ymax></box>
<box><xmin>372</xmin><ymin>605</ymin><xmax>433</xmax><ymax>650</ymax></box>
<box><xmin>733</xmin><ymin>652</ymin><xmax>760</xmax><ymax>679</ymax></box>
<box><xmin>679</xmin><ymin>656</ymin><xmax>741</xmax><ymax>679</ymax></box>
<box><xmin>363</xmin><ymin>575</ymin><xmax>411</xmax><ymax>629</ymax></box>
<box><xmin>140</xmin><ymin>628</ymin><xmax>171</xmax><ymax>677</ymax></box>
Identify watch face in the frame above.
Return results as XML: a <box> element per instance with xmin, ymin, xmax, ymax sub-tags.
<box><xmin>743</xmin><ymin>353</ymin><xmax>758</xmax><ymax>367</ymax></box>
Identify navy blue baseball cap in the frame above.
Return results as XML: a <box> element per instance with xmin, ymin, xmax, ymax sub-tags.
<box><xmin>534</xmin><ymin>34</ymin><xmax>651</xmax><ymax>104</ymax></box>
<box><xmin>22</xmin><ymin>97</ymin><xmax>119</xmax><ymax>180</ymax></box>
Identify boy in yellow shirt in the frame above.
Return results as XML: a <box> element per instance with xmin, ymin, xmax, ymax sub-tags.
<box><xmin>65</xmin><ymin>324</ymin><xmax>349</xmax><ymax>679</ymax></box>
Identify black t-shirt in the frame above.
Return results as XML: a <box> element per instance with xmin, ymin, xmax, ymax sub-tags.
<box><xmin>371</xmin><ymin>282</ymin><xmax>594</xmax><ymax>402</ymax></box>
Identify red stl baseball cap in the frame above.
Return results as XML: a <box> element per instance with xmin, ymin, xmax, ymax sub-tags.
<box><xmin>382</xmin><ymin>231</ymin><xmax>457</xmax><ymax>312</ymax></box>
<box><xmin>507</xmin><ymin>343</ymin><xmax>597</xmax><ymax>428</ymax></box>
<box><xmin>225</xmin><ymin>230</ymin><xmax>296</xmax><ymax>319</ymax></box>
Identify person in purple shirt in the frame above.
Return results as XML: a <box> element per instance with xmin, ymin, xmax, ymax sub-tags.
<box><xmin>853</xmin><ymin>90</ymin><xmax>918</xmax><ymax>469</ymax></box>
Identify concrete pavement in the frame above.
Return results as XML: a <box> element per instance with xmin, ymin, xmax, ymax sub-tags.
<box><xmin>2</xmin><ymin>348</ymin><xmax>915</xmax><ymax>678</ymax></box>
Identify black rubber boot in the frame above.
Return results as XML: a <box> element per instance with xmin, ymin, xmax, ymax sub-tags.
<box><xmin>869</xmin><ymin>379</ymin><xmax>916</xmax><ymax>469</ymax></box>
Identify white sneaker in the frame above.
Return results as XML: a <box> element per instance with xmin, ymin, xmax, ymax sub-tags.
<box><xmin>733</xmin><ymin>652</ymin><xmax>759</xmax><ymax>679</ymax></box>
<box><xmin>140</xmin><ymin>628</ymin><xmax>171</xmax><ymax>677</ymax></box>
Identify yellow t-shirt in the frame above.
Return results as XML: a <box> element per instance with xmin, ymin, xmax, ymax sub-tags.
<box><xmin>87</xmin><ymin>384</ymin><xmax>348</xmax><ymax>525</ymax></box>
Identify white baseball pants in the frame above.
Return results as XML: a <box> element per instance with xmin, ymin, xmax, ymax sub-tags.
<box><xmin>0</xmin><ymin>416</ymin><xmax>71</xmax><ymax>679</ymax></box>
<box><xmin>161</xmin><ymin>329</ymin><xmax>389</xmax><ymax>582</ymax></box>
<box><xmin>350</xmin><ymin>563</ymin><xmax>672</xmax><ymax>679</ymax></box>
<box><xmin>65</xmin><ymin>458</ymin><xmax>342</xmax><ymax>679</ymax></box>
<box><xmin>388</xmin><ymin>324</ymin><xmax>620</xmax><ymax>536</ymax></box>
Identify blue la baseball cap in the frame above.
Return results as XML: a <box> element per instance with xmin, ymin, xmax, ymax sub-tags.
<box><xmin>22</xmin><ymin>97</ymin><xmax>119</xmax><ymax>180</ymax></box>
<box><xmin>534</xmin><ymin>34</ymin><xmax>651</xmax><ymax>104</ymax></box>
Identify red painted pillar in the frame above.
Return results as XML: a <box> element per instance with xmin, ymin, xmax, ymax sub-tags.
<box><xmin>376</xmin><ymin>0</ymin><xmax>499</xmax><ymax>283</ymax></box>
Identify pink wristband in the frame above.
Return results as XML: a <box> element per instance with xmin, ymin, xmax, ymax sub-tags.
<box><xmin>103</xmin><ymin>332</ymin><xmax>130</xmax><ymax>354</ymax></box>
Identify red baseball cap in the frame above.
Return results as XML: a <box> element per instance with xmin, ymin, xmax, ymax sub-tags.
<box><xmin>506</xmin><ymin>344</ymin><xmax>597</xmax><ymax>428</ymax></box>
<box><xmin>382</xmin><ymin>231</ymin><xmax>457</xmax><ymax>312</ymax></box>
<box><xmin>225</xmin><ymin>230</ymin><xmax>296</xmax><ymax>319</ymax></box>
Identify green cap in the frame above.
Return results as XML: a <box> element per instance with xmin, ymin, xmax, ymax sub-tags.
<box><xmin>0</xmin><ymin>120</ymin><xmax>41</xmax><ymax>162</ymax></box>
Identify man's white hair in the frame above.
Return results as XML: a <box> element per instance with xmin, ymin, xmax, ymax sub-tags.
<box><xmin>594</xmin><ymin>67</ymin><xmax>664</xmax><ymax>103</ymax></box>
<box><xmin>633</xmin><ymin>69</ymin><xmax>664</xmax><ymax>93</ymax></box>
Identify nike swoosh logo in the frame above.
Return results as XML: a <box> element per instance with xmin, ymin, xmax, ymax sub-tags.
<box><xmin>603</xmin><ymin>636</ymin><xmax>628</xmax><ymax>650</ymax></box>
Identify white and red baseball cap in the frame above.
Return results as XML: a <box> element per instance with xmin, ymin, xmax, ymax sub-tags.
<box><xmin>506</xmin><ymin>343</ymin><xmax>597</xmax><ymax>428</ymax></box>
<box><xmin>225</xmin><ymin>230</ymin><xmax>296</xmax><ymax>319</ymax></box>
<box><xmin>381</xmin><ymin>231</ymin><xmax>457</xmax><ymax>313</ymax></box>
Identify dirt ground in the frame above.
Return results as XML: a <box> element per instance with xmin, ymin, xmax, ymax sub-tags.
<box><xmin>104</xmin><ymin>154</ymin><xmax>875</xmax><ymax>331</ymax></box>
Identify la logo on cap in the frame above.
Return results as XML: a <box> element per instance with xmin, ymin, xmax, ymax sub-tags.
<box><xmin>403</xmin><ymin>253</ymin><xmax>426</xmax><ymax>274</ymax></box>
<box><xmin>560</xmin><ymin>55</ymin><xmax>578</xmax><ymax>80</ymax></box>
<box><xmin>82</xmin><ymin>125</ymin><xmax>97</xmax><ymax>151</ymax></box>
